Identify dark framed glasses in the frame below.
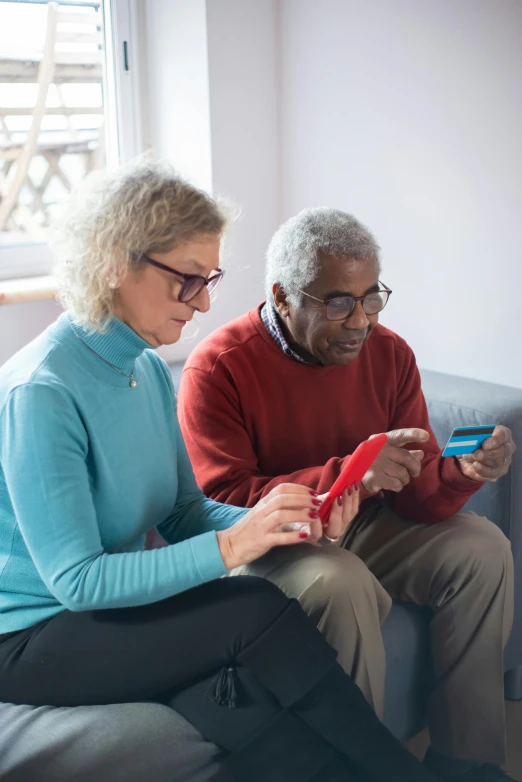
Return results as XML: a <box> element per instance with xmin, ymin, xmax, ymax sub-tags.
<box><xmin>142</xmin><ymin>254</ymin><xmax>224</xmax><ymax>303</ymax></box>
<box><xmin>298</xmin><ymin>282</ymin><xmax>392</xmax><ymax>322</ymax></box>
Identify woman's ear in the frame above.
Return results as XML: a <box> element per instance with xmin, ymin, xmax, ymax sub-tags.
<box><xmin>107</xmin><ymin>249</ymin><xmax>130</xmax><ymax>290</ymax></box>
<box><xmin>273</xmin><ymin>283</ymin><xmax>290</xmax><ymax>319</ymax></box>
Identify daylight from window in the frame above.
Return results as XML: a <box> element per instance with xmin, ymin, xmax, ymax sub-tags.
<box><xmin>0</xmin><ymin>1</ymin><xmax>106</xmax><ymax>245</ymax></box>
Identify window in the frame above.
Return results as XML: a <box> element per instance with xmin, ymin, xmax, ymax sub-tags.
<box><xmin>0</xmin><ymin>0</ymin><xmax>144</xmax><ymax>281</ymax></box>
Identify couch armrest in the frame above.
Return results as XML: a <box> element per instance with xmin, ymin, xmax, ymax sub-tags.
<box><xmin>421</xmin><ymin>369</ymin><xmax>522</xmax><ymax>671</ymax></box>
<box><xmin>420</xmin><ymin>369</ymin><xmax>522</xmax><ymax>549</ymax></box>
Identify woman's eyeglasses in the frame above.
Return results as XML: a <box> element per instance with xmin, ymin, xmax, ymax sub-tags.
<box><xmin>141</xmin><ymin>255</ymin><xmax>224</xmax><ymax>303</ymax></box>
<box><xmin>298</xmin><ymin>282</ymin><xmax>392</xmax><ymax>322</ymax></box>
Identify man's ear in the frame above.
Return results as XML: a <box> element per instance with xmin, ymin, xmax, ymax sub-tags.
<box><xmin>273</xmin><ymin>283</ymin><xmax>291</xmax><ymax>318</ymax></box>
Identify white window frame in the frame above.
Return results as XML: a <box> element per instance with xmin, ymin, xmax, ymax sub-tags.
<box><xmin>0</xmin><ymin>0</ymin><xmax>146</xmax><ymax>282</ymax></box>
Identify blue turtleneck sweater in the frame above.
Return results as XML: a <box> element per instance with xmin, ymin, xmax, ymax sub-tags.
<box><xmin>0</xmin><ymin>314</ymin><xmax>245</xmax><ymax>634</ymax></box>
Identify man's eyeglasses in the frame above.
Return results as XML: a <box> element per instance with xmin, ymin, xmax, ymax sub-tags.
<box><xmin>297</xmin><ymin>282</ymin><xmax>392</xmax><ymax>322</ymax></box>
<box><xmin>141</xmin><ymin>255</ymin><xmax>224</xmax><ymax>303</ymax></box>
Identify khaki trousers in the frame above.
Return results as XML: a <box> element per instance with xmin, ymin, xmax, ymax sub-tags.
<box><xmin>232</xmin><ymin>502</ymin><xmax>514</xmax><ymax>765</ymax></box>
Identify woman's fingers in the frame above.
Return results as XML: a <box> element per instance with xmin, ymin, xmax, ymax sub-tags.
<box><xmin>254</xmin><ymin>482</ymin><xmax>365</xmax><ymax>551</ymax></box>
<box><xmin>323</xmin><ymin>485</ymin><xmax>361</xmax><ymax>540</ymax></box>
<box><xmin>266</xmin><ymin>508</ymin><xmax>319</xmax><ymax>533</ymax></box>
<box><xmin>343</xmin><ymin>485</ymin><xmax>360</xmax><ymax>522</ymax></box>
<box><xmin>324</xmin><ymin>494</ymin><xmax>344</xmax><ymax>539</ymax></box>
<box><xmin>266</xmin><ymin>483</ymin><xmax>318</xmax><ymax>502</ymax></box>
<box><xmin>263</xmin><ymin>489</ymin><xmax>320</xmax><ymax>516</ymax></box>
<box><xmin>268</xmin><ymin>528</ymin><xmax>313</xmax><ymax>547</ymax></box>
<box><xmin>262</xmin><ymin>485</ymin><xmax>321</xmax><ymax>532</ymax></box>
<box><xmin>280</xmin><ymin>519</ymin><xmax>322</xmax><ymax>540</ymax></box>
<box><xmin>305</xmin><ymin>516</ymin><xmax>323</xmax><ymax>542</ymax></box>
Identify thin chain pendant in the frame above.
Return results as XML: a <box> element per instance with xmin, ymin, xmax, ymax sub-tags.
<box><xmin>129</xmin><ymin>379</ymin><xmax>137</xmax><ymax>389</ymax></box>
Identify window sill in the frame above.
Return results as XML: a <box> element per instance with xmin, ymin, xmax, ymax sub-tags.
<box><xmin>0</xmin><ymin>275</ymin><xmax>57</xmax><ymax>306</ymax></box>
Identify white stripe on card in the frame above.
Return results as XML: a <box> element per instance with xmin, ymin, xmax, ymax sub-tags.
<box><xmin>446</xmin><ymin>440</ymin><xmax>478</xmax><ymax>448</ymax></box>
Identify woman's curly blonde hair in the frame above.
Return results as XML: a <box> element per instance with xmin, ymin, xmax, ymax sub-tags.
<box><xmin>52</xmin><ymin>158</ymin><xmax>227</xmax><ymax>329</ymax></box>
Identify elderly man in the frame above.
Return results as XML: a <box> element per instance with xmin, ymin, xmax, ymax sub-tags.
<box><xmin>178</xmin><ymin>208</ymin><xmax>516</xmax><ymax>782</ymax></box>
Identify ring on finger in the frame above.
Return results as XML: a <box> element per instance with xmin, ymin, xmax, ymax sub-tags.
<box><xmin>323</xmin><ymin>533</ymin><xmax>340</xmax><ymax>544</ymax></box>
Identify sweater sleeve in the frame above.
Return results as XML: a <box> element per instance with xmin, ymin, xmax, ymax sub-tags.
<box><xmin>156</xmin><ymin>395</ymin><xmax>247</xmax><ymax>541</ymax></box>
<box><xmin>1</xmin><ymin>383</ymin><xmax>231</xmax><ymax>612</ymax></box>
<box><xmin>178</xmin><ymin>367</ymin><xmax>349</xmax><ymax>508</ymax></box>
<box><xmin>390</xmin><ymin>348</ymin><xmax>482</xmax><ymax>524</ymax></box>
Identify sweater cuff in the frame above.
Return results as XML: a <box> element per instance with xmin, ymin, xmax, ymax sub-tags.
<box><xmin>442</xmin><ymin>456</ymin><xmax>483</xmax><ymax>494</ymax></box>
<box><xmin>189</xmin><ymin>531</ymin><xmax>229</xmax><ymax>580</ymax></box>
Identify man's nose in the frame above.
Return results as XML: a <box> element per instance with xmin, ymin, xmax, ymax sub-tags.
<box><xmin>342</xmin><ymin>300</ymin><xmax>370</xmax><ymax>330</ymax></box>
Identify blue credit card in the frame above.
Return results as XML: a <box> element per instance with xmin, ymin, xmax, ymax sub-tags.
<box><xmin>442</xmin><ymin>425</ymin><xmax>496</xmax><ymax>457</ymax></box>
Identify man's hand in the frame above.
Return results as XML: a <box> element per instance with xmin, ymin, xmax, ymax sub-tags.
<box><xmin>361</xmin><ymin>428</ymin><xmax>430</xmax><ymax>495</ymax></box>
<box><xmin>457</xmin><ymin>425</ymin><xmax>515</xmax><ymax>483</ymax></box>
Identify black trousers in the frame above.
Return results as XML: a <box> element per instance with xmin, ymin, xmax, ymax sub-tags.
<box><xmin>0</xmin><ymin>577</ymin><xmax>290</xmax><ymax>709</ymax></box>
<box><xmin>0</xmin><ymin>578</ymin><xmax>346</xmax><ymax>779</ymax></box>
<box><xmin>0</xmin><ymin>577</ymin><xmax>438</xmax><ymax>782</ymax></box>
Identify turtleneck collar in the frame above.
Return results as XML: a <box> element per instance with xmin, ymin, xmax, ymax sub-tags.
<box><xmin>49</xmin><ymin>313</ymin><xmax>153</xmax><ymax>388</ymax></box>
<box><xmin>67</xmin><ymin>315</ymin><xmax>151</xmax><ymax>374</ymax></box>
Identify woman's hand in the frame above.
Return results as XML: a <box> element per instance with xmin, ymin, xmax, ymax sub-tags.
<box><xmin>217</xmin><ymin>484</ymin><xmax>321</xmax><ymax>570</ymax></box>
<box><xmin>321</xmin><ymin>485</ymin><xmax>360</xmax><ymax>542</ymax></box>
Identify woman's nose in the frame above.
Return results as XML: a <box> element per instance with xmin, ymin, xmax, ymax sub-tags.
<box><xmin>191</xmin><ymin>285</ymin><xmax>211</xmax><ymax>314</ymax></box>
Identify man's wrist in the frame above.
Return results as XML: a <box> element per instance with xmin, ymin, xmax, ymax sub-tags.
<box><xmin>454</xmin><ymin>457</ymin><xmax>484</xmax><ymax>483</ymax></box>
<box><xmin>440</xmin><ymin>456</ymin><xmax>484</xmax><ymax>493</ymax></box>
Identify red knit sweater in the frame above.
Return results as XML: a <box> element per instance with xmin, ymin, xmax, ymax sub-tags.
<box><xmin>178</xmin><ymin>306</ymin><xmax>481</xmax><ymax>524</ymax></box>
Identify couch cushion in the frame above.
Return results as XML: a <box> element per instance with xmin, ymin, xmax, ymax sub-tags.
<box><xmin>381</xmin><ymin>602</ymin><xmax>431</xmax><ymax>741</ymax></box>
<box><xmin>0</xmin><ymin>701</ymin><xmax>224</xmax><ymax>782</ymax></box>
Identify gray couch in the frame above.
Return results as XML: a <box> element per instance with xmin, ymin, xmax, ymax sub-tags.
<box><xmin>1</xmin><ymin>368</ymin><xmax>521</xmax><ymax>781</ymax></box>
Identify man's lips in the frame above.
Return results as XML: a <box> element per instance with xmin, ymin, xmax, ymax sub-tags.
<box><xmin>336</xmin><ymin>340</ymin><xmax>364</xmax><ymax>350</ymax></box>
<box><xmin>333</xmin><ymin>334</ymin><xmax>367</xmax><ymax>350</ymax></box>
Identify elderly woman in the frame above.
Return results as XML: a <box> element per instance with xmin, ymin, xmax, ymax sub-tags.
<box><xmin>0</xmin><ymin>160</ymin><xmax>441</xmax><ymax>782</ymax></box>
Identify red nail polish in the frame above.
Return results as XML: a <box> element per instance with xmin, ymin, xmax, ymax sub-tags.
<box><xmin>312</xmin><ymin>499</ymin><xmax>321</xmax><ymax>506</ymax></box>
<box><xmin>347</xmin><ymin>486</ymin><xmax>352</xmax><ymax>496</ymax></box>
<box><xmin>309</xmin><ymin>490</ymin><xmax>318</xmax><ymax>497</ymax></box>
<box><xmin>337</xmin><ymin>496</ymin><xmax>343</xmax><ymax>506</ymax></box>
<box><xmin>309</xmin><ymin>511</ymin><xmax>318</xmax><ymax>519</ymax></box>
<box><xmin>299</xmin><ymin>532</ymin><xmax>309</xmax><ymax>539</ymax></box>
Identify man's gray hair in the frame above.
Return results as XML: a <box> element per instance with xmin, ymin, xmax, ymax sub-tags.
<box><xmin>265</xmin><ymin>207</ymin><xmax>380</xmax><ymax>305</ymax></box>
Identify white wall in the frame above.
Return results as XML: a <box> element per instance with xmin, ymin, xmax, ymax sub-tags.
<box><xmin>144</xmin><ymin>0</ymin><xmax>213</xmax><ymax>193</ymax></box>
<box><xmin>200</xmin><ymin>0</ymin><xmax>280</xmax><ymax>353</ymax></box>
<box><xmin>0</xmin><ymin>300</ymin><xmax>62</xmax><ymax>366</ymax></box>
<box><xmin>279</xmin><ymin>0</ymin><xmax>522</xmax><ymax>388</ymax></box>
<box><xmin>154</xmin><ymin>0</ymin><xmax>280</xmax><ymax>362</ymax></box>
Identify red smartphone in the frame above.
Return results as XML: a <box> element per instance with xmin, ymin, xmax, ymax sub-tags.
<box><xmin>318</xmin><ymin>433</ymin><xmax>388</xmax><ymax>525</ymax></box>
